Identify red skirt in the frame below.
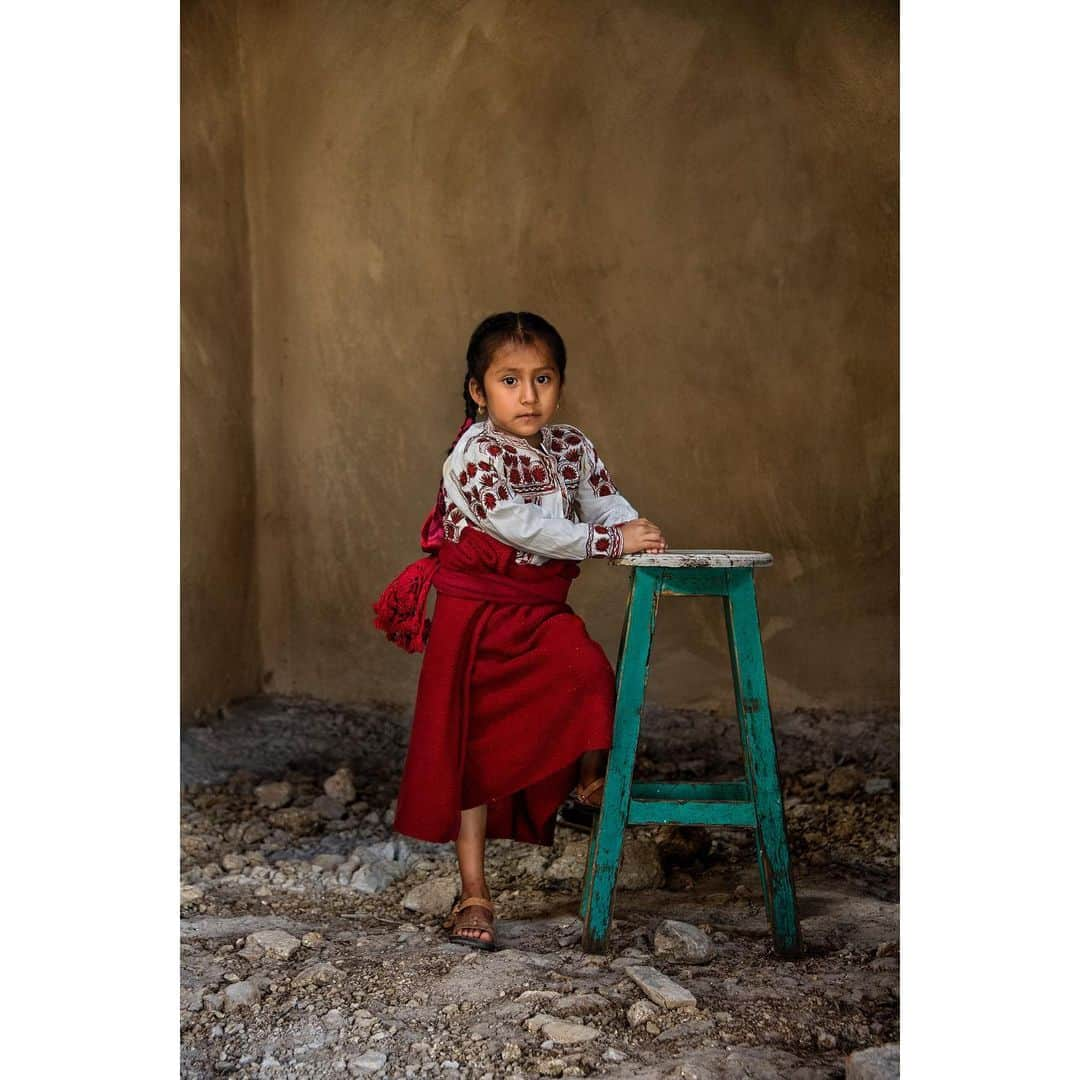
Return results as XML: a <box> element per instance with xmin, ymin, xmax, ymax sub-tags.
<box><xmin>391</xmin><ymin>526</ymin><xmax>616</xmax><ymax>847</ymax></box>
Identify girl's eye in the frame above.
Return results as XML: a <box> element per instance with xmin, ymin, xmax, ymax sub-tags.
<box><xmin>502</xmin><ymin>374</ymin><xmax>551</xmax><ymax>386</ymax></box>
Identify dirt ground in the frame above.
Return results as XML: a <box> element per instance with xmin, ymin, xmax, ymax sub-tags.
<box><xmin>180</xmin><ymin>696</ymin><xmax>899</xmax><ymax>1079</ymax></box>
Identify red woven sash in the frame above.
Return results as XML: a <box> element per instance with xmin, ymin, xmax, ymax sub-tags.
<box><xmin>431</xmin><ymin>565</ymin><xmax>572</xmax><ymax>606</ymax></box>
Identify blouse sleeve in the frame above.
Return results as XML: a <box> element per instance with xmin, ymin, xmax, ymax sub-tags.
<box><xmin>444</xmin><ymin>434</ymin><xmax>624</xmax><ymax>561</ymax></box>
<box><xmin>574</xmin><ymin>433</ymin><xmax>640</xmax><ymax>530</ymax></box>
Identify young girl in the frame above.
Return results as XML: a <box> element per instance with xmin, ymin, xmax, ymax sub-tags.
<box><xmin>373</xmin><ymin>311</ymin><xmax>667</xmax><ymax>949</ymax></box>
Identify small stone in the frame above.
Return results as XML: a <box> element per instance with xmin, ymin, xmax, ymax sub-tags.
<box><xmin>181</xmin><ymin>885</ymin><xmax>204</xmax><ymax>904</ymax></box>
<box><xmin>324</xmin><ymin>1008</ymin><xmax>344</xmax><ymax>1029</ymax></box>
<box><xmin>301</xmin><ymin>932</ymin><xmax>324</xmax><ymax>949</ymax></box>
<box><xmin>350</xmin><ymin>860</ymin><xmax>406</xmax><ymax>894</ymax></box>
<box><xmin>180</xmin><ymin>986</ymin><xmax>205</xmax><ymax>1013</ymax></box>
<box><xmin>540</xmin><ymin>1021</ymin><xmax>600</xmax><ymax>1044</ymax></box>
<box><xmin>524</xmin><ymin>1012</ymin><xmax>558</xmax><ymax>1033</ymax></box>
<box><xmin>221</xmin><ymin>853</ymin><xmax>246</xmax><ymax>872</ymax></box>
<box><xmin>551</xmin><ymin>993</ymin><xmax>610</xmax><ymax>1016</ymax></box>
<box><xmin>537</xmin><ymin>1058</ymin><xmax>565</xmax><ymax>1076</ymax></box>
<box><xmin>267</xmin><ymin>807</ymin><xmax>320</xmax><ymax>833</ymax></box>
<box><xmin>247</xmin><ymin>929</ymin><xmax>302</xmax><ymax>960</ymax></box>
<box><xmin>602</xmin><ymin>1047</ymin><xmax>627</xmax><ymax>1062</ymax></box>
<box><xmin>223</xmin><ymin>980</ymin><xmax>261</xmax><ymax>1012</ymax></box>
<box><xmin>313</xmin><ymin>795</ymin><xmax>347</xmax><ymax>820</ymax></box>
<box><xmin>348</xmin><ymin>1050</ymin><xmax>387</xmax><ymax>1075</ymax></box>
<box><xmin>865</xmin><ymin>777</ymin><xmax>894</xmax><ymax>795</ymax></box>
<box><xmin>313</xmin><ymin>853</ymin><xmax>346</xmax><ymax>871</ymax></box>
<box><xmin>517</xmin><ymin>990</ymin><xmax>560</xmax><ymax>1002</ymax></box>
<box><xmin>255</xmin><ymin>781</ymin><xmax>293</xmax><ymax>809</ymax></box>
<box><xmin>501</xmin><ymin>1043</ymin><xmax>522</xmax><ymax>1061</ymax></box>
<box><xmin>402</xmin><ymin>877</ymin><xmax>459</xmax><ymax>916</ymax></box>
<box><xmin>627</xmin><ymin>1000</ymin><xmax>659</xmax><ymax>1028</ymax></box>
<box><xmin>876</xmin><ymin>940</ymin><xmax>899</xmax><ymax>958</ymax></box>
<box><xmin>655</xmin><ymin>1018</ymin><xmax>715</xmax><ymax>1042</ymax></box>
<box><xmin>292</xmin><ymin>961</ymin><xmax>342</xmax><ymax>987</ymax></box>
<box><xmin>360</xmin><ymin>840</ymin><xmax>397</xmax><ymax>862</ymax></box>
<box><xmin>817</xmin><ymin>1031</ymin><xmax>837</xmax><ymax>1050</ymax></box>
<box><xmin>845</xmin><ymin>1043</ymin><xmax>900</xmax><ymax>1079</ymax></box>
<box><xmin>827</xmin><ymin>765</ymin><xmax>865</xmax><ymax>797</ymax></box>
<box><xmin>624</xmin><ymin>966</ymin><xmax>697</xmax><ymax>1009</ymax></box>
<box><xmin>324</xmin><ymin>768</ymin><xmax>357</xmax><ymax>805</ymax></box>
<box><xmin>644</xmin><ymin>1021</ymin><xmax>660</xmax><ymax>1035</ymax></box>
<box><xmin>237</xmin><ymin>940</ymin><xmax>265</xmax><ymax>962</ymax></box>
<box><xmin>652</xmin><ymin>920</ymin><xmax>717</xmax><ymax>964</ymax></box>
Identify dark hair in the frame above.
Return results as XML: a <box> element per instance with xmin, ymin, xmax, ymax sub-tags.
<box><xmin>461</xmin><ymin>311</ymin><xmax>567</xmax><ymax>421</ymax></box>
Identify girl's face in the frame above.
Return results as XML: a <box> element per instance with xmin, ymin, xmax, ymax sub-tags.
<box><xmin>470</xmin><ymin>342</ymin><xmax>561</xmax><ymax>446</ymax></box>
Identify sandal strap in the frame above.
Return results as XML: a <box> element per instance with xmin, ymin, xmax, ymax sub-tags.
<box><xmin>575</xmin><ymin>777</ymin><xmax>605</xmax><ymax>802</ymax></box>
<box><xmin>451</xmin><ymin>896</ymin><xmax>494</xmax><ymax>915</ymax></box>
<box><xmin>451</xmin><ymin>907</ymin><xmax>494</xmax><ymax>932</ymax></box>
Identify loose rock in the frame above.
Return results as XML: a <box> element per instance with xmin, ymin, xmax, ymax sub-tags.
<box><xmin>223</xmin><ymin>981</ymin><xmax>261</xmax><ymax>1012</ymax></box>
<box><xmin>540</xmin><ymin>1020</ymin><xmax>600</xmax><ymax>1044</ymax></box>
<box><xmin>313</xmin><ymin>795</ymin><xmax>346</xmax><ymax>819</ymax></box>
<box><xmin>827</xmin><ymin>765</ymin><xmax>865</xmax><ymax>797</ymax></box>
<box><xmin>254</xmin><ymin>781</ymin><xmax>293</xmax><ymax>809</ymax></box>
<box><xmin>624</xmin><ymin>966</ymin><xmax>697</xmax><ymax>1009</ymax></box>
<box><xmin>402</xmin><ymin>876</ymin><xmax>458</xmax><ymax>915</ymax></box>
<box><xmin>846</xmin><ymin>1043</ymin><xmax>900</xmax><ymax>1079</ymax></box>
<box><xmin>348</xmin><ymin>1050</ymin><xmax>387</xmax><ymax>1074</ymax></box>
<box><xmin>247</xmin><ymin>929</ymin><xmax>302</xmax><ymax>960</ymax></box>
<box><xmin>653</xmin><ymin>920</ymin><xmax>717</xmax><ymax>964</ymax></box>
<box><xmin>324</xmin><ymin>767</ymin><xmax>357</xmax><ymax>805</ymax></box>
<box><xmin>627</xmin><ymin>1000</ymin><xmax>660</xmax><ymax>1028</ymax></box>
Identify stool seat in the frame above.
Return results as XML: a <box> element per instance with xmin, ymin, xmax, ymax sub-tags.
<box><xmin>613</xmin><ymin>549</ymin><xmax>773</xmax><ymax>568</ymax></box>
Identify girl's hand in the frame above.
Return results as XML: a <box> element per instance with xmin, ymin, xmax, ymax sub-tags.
<box><xmin>616</xmin><ymin>518</ymin><xmax>668</xmax><ymax>555</ymax></box>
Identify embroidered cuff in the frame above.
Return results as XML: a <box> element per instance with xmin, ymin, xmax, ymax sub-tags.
<box><xmin>586</xmin><ymin>523</ymin><xmax>623</xmax><ymax>560</ymax></box>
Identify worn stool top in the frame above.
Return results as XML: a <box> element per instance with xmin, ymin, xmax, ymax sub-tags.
<box><xmin>613</xmin><ymin>549</ymin><xmax>773</xmax><ymax>568</ymax></box>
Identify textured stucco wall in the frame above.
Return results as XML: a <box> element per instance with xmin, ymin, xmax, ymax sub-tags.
<box><xmin>183</xmin><ymin>0</ymin><xmax>898</xmax><ymax>717</ymax></box>
<box><xmin>181</xmin><ymin>0</ymin><xmax>260</xmax><ymax>717</ymax></box>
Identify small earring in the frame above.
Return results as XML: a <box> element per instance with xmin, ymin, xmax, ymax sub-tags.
<box><xmin>476</xmin><ymin>404</ymin><xmax>487</xmax><ymax>419</ymax></box>
<box><xmin>556</xmin><ymin>400</ymin><xmax>562</xmax><ymax>411</ymax></box>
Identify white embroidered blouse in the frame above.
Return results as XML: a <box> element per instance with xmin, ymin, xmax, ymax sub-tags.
<box><xmin>440</xmin><ymin>417</ymin><xmax>639</xmax><ymax>565</ymax></box>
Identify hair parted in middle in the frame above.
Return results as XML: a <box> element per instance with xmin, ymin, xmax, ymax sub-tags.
<box><xmin>461</xmin><ymin>311</ymin><xmax>567</xmax><ymax>422</ymax></box>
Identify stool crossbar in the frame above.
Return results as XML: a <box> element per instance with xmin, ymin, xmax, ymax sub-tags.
<box><xmin>578</xmin><ymin>550</ymin><xmax>803</xmax><ymax>957</ymax></box>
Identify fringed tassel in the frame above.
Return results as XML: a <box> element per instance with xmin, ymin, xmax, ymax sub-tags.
<box><xmin>372</xmin><ymin>554</ymin><xmax>439</xmax><ymax>653</ymax></box>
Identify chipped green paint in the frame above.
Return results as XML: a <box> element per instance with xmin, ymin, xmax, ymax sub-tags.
<box><xmin>579</xmin><ymin>562</ymin><xmax>803</xmax><ymax>958</ymax></box>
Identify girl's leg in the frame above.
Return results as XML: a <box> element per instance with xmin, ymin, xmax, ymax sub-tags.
<box><xmin>454</xmin><ymin>803</ymin><xmax>493</xmax><ymax>944</ymax></box>
<box><xmin>578</xmin><ymin>749</ymin><xmax>608</xmax><ymax>787</ymax></box>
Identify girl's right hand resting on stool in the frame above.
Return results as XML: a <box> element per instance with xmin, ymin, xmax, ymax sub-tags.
<box><xmin>616</xmin><ymin>518</ymin><xmax>668</xmax><ymax>556</ymax></box>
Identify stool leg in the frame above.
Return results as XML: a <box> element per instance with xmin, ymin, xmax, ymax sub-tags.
<box><xmin>724</xmin><ymin>569</ymin><xmax>803</xmax><ymax>957</ymax></box>
<box><xmin>580</xmin><ymin>567</ymin><xmax>662</xmax><ymax>953</ymax></box>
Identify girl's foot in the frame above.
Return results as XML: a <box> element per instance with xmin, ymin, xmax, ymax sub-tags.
<box><xmin>444</xmin><ymin>893</ymin><xmax>496</xmax><ymax>949</ymax></box>
<box><xmin>570</xmin><ymin>777</ymin><xmax>605</xmax><ymax>809</ymax></box>
<box><xmin>556</xmin><ymin>777</ymin><xmax>605</xmax><ymax>833</ymax></box>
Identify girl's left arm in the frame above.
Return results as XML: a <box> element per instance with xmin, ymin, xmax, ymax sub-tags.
<box><xmin>574</xmin><ymin>434</ymin><xmax>640</xmax><ymax>528</ymax></box>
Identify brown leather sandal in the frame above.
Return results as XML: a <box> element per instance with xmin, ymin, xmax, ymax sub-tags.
<box><xmin>569</xmin><ymin>777</ymin><xmax>605</xmax><ymax>809</ymax></box>
<box><xmin>556</xmin><ymin>777</ymin><xmax>605</xmax><ymax>833</ymax></box>
<box><xmin>443</xmin><ymin>895</ymin><xmax>497</xmax><ymax>951</ymax></box>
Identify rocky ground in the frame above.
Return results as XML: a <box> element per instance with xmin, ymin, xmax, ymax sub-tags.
<box><xmin>181</xmin><ymin>696</ymin><xmax>899</xmax><ymax>1079</ymax></box>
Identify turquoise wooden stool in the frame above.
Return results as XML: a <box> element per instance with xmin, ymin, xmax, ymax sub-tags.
<box><xmin>579</xmin><ymin>549</ymin><xmax>803</xmax><ymax>957</ymax></box>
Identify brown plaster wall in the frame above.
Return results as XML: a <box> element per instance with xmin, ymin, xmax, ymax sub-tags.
<box><xmin>181</xmin><ymin>0</ymin><xmax>260</xmax><ymax>717</ymax></box>
<box><xmin>182</xmin><ymin>0</ymin><xmax>898</xmax><ymax>717</ymax></box>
